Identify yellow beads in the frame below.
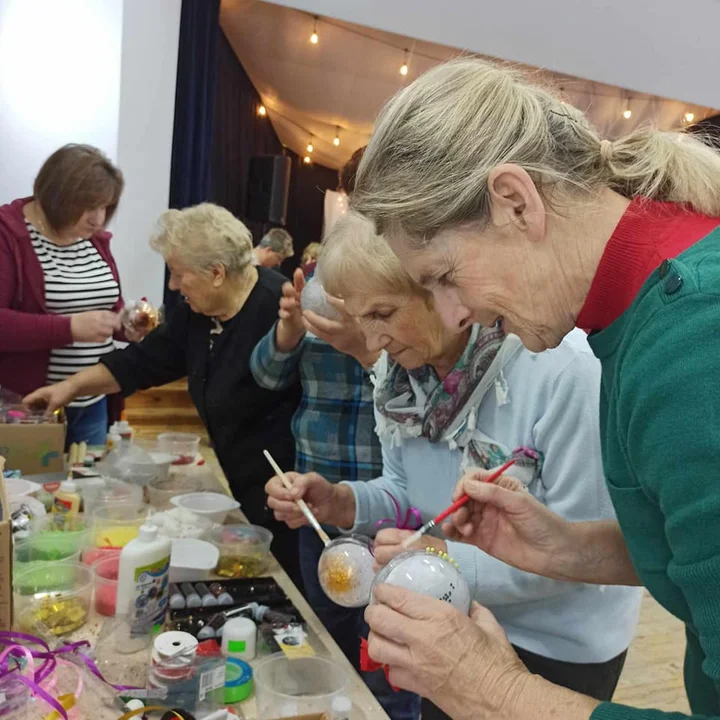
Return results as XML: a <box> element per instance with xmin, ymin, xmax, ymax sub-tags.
<box><xmin>423</xmin><ymin>546</ymin><xmax>460</xmax><ymax>568</ymax></box>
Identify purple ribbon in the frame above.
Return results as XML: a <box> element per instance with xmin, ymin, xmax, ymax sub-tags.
<box><xmin>375</xmin><ymin>491</ymin><xmax>423</xmax><ymax>531</ymax></box>
<box><xmin>0</xmin><ymin>631</ymin><xmax>141</xmax><ymax>719</ymax></box>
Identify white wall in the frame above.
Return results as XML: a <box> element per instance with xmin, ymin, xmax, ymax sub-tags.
<box><xmin>0</xmin><ymin>0</ymin><xmax>122</xmax><ymax>202</ymax></box>
<box><xmin>113</xmin><ymin>0</ymin><xmax>182</xmax><ymax>306</ymax></box>
<box><xmin>270</xmin><ymin>0</ymin><xmax>720</xmax><ymax>108</ymax></box>
<box><xmin>0</xmin><ymin>0</ymin><xmax>181</xmax><ymax>307</ymax></box>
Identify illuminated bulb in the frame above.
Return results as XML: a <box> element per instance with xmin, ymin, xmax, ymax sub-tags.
<box><xmin>400</xmin><ymin>63</ymin><xmax>408</xmax><ymax>76</ymax></box>
<box><xmin>684</xmin><ymin>112</ymin><xmax>695</xmax><ymax>123</ymax></box>
<box><xmin>333</xmin><ymin>136</ymin><xmax>340</xmax><ymax>146</ymax></box>
<box><xmin>258</xmin><ymin>105</ymin><xmax>266</xmax><ymax>117</ymax></box>
<box><xmin>310</xmin><ymin>16</ymin><xmax>319</xmax><ymax>44</ymax></box>
<box><xmin>623</xmin><ymin>109</ymin><xmax>632</xmax><ymax>120</ymax></box>
<box><xmin>303</xmin><ymin>155</ymin><xmax>311</xmax><ymax>164</ymax></box>
<box><xmin>307</xmin><ymin>142</ymin><xmax>314</xmax><ymax>153</ymax></box>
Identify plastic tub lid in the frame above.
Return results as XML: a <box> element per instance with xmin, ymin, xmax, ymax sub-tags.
<box><xmin>170</xmin><ymin>539</ymin><xmax>219</xmax><ymax>571</ymax></box>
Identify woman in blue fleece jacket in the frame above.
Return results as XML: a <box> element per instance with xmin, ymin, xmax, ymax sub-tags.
<box><xmin>266</xmin><ymin>213</ymin><xmax>642</xmax><ymax>717</ymax></box>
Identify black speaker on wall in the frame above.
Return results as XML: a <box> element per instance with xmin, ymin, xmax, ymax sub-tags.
<box><xmin>246</xmin><ymin>155</ymin><xmax>292</xmax><ymax>225</ymax></box>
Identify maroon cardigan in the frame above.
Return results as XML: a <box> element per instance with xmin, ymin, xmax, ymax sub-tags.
<box><xmin>0</xmin><ymin>197</ymin><xmax>125</xmax><ymax>397</ymax></box>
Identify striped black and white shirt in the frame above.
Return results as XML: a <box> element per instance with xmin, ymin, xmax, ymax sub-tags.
<box><xmin>27</xmin><ymin>221</ymin><xmax>119</xmax><ymax>408</ymax></box>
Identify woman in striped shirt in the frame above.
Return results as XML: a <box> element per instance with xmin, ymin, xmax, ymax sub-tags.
<box><xmin>0</xmin><ymin>144</ymin><xmax>131</xmax><ymax>447</ymax></box>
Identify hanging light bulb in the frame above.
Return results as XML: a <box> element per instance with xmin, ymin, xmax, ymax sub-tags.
<box><xmin>684</xmin><ymin>111</ymin><xmax>695</xmax><ymax>124</ymax></box>
<box><xmin>623</xmin><ymin>108</ymin><xmax>632</xmax><ymax>120</ymax></box>
<box><xmin>258</xmin><ymin>105</ymin><xmax>266</xmax><ymax>117</ymax></box>
<box><xmin>303</xmin><ymin>155</ymin><xmax>312</xmax><ymax>164</ymax></box>
<box><xmin>333</xmin><ymin>127</ymin><xmax>340</xmax><ymax>147</ymax></box>
<box><xmin>310</xmin><ymin>16</ymin><xmax>319</xmax><ymax>44</ymax></box>
<box><xmin>306</xmin><ymin>138</ymin><xmax>314</xmax><ymax>153</ymax></box>
<box><xmin>400</xmin><ymin>49</ymin><xmax>409</xmax><ymax>76</ymax></box>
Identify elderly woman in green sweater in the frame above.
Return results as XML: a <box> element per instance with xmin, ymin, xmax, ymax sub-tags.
<box><xmin>352</xmin><ymin>58</ymin><xmax>720</xmax><ymax>720</ymax></box>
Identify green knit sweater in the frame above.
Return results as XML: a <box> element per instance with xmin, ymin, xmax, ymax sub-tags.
<box><xmin>588</xmin><ymin>227</ymin><xmax>720</xmax><ymax>719</ymax></box>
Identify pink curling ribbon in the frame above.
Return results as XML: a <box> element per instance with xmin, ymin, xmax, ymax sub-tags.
<box><xmin>374</xmin><ymin>490</ymin><xmax>423</xmax><ymax>532</ymax></box>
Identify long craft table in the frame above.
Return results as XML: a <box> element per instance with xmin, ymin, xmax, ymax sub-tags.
<box><xmin>20</xmin><ymin>467</ymin><xmax>390</xmax><ymax>720</ymax></box>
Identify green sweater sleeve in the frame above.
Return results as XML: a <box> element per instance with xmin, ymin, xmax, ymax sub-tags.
<box><xmin>596</xmin><ymin>291</ymin><xmax>720</xmax><ymax>720</ymax></box>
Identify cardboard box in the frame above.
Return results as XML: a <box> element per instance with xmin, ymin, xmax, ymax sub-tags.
<box><xmin>0</xmin><ymin>419</ymin><xmax>66</xmax><ymax>475</ymax></box>
<box><xmin>0</xmin><ymin>473</ymin><xmax>12</xmax><ymax>630</ymax></box>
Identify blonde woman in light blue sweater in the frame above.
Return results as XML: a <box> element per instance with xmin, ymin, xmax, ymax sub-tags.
<box><xmin>266</xmin><ymin>214</ymin><xmax>642</xmax><ymax>717</ymax></box>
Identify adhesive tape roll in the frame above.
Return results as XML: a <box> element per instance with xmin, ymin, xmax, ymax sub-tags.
<box><xmin>225</xmin><ymin>658</ymin><xmax>253</xmax><ymax>704</ymax></box>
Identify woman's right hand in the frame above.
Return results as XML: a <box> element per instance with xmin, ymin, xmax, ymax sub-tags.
<box><xmin>275</xmin><ymin>269</ymin><xmax>306</xmax><ymax>352</ymax></box>
<box><xmin>265</xmin><ymin>471</ymin><xmax>356</xmax><ymax>529</ymax></box>
<box><xmin>23</xmin><ymin>381</ymin><xmax>77</xmax><ymax>413</ymax></box>
<box><xmin>444</xmin><ymin>470</ymin><xmax>575</xmax><ymax>579</ymax></box>
<box><xmin>70</xmin><ymin>311</ymin><xmax>120</xmax><ymax>343</ymax></box>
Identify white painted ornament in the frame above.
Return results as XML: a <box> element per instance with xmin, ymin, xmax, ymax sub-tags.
<box><xmin>371</xmin><ymin>548</ymin><xmax>471</xmax><ymax>615</ymax></box>
<box><xmin>300</xmin><ymin>277</ymin><xmax>342</xmax><ymax>321</ymax></box>
<box><xmin>318</xmin><ymin>535</ymin><xmax>375</xmax><ymax>608</ymax></box>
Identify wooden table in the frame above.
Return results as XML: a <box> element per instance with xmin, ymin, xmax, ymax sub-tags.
<box><xmin>21</xmin><ymin>467</ymin><xmax>390</xmax><ymax>720</ymax></box>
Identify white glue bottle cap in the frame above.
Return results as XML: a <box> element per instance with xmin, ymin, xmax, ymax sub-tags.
<box><xmin>137</xmin><ymin>524</ymin><xmax>159</xmax><ymax>542</ymax></box>
<box><xmin>59</xmin><ymin>480</ymin><xmax>77</xmax><ymax>493</ymax></box>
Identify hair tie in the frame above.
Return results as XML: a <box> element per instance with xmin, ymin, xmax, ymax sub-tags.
<box><xmin>599</xmin><ymin>139</ymin><xmax>614</xmax><ymax>164</ymax></box>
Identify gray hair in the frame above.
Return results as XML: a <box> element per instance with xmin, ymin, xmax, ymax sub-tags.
<box><xmin>259</xmin><ymin>227</ymin><xmax>294</xmax><ymax>258</ymax></box>
<box><xmin>353</xmin><ymin>58</ymin><xmax>720</xmax><ymax>241</ymax></box>
<box><xmin>150</xmin><ymin>203</ymin><xmax>253</xmax><ymax>274</ymax></box>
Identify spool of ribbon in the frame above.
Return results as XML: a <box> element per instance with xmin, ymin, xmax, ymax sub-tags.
<box><xmin>374</xmin><ymin>491</ymin><xmax>422</xmax><ymax>532</ymax></box>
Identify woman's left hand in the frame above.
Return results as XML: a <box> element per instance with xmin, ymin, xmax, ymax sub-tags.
<box><xmin>302</xmin><ymin>297</ymin><xmax>379</xmax><ymax>368</ymax></box>
<box><xmin>373</xmin><ymin>529</ymin><xmax>447</xmax><ymax>568</ymax></box>
<box><xmin>365</xmin><ymin>585</ymin><xmax>530</xmax><ymax>720</ymax></box>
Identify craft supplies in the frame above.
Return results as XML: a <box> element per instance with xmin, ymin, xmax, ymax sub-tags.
<box><xmin>210</xmin><ymin>524</ymin><xmax>273</xmax><ymax>579</ymax></box>
<box><xmin>317</xmin><ymin>535</ymin><xmax>375</xmax><ymax>608</ymax></box>
<box><xmin>169</xmin><ymin>493</ymin><xmax>240</xmax><ymax>524</ymax></box>
<box><xmin>169</xmin><ymin>584</ymin><xmax>186</xmax><ymax>610</ymax></box>
<box><xmin>372</xmin><ymin>547</ymin><xmax>471</xmax><ymax>614</ymax></box>
<box><xmin>221</xmin><ymin>617</ymin><xmax>257</xmax><ymax>660</ymax></box>
<box><xmin>195</xmin><ymin>583</ymin><xmax>218</xmax><ymax>607</ymax></box>
<box><xmin>170</xmin><ymin>540</ymin><xmax>220</xmax><ymax>583</ymax></box>
<box><xmin>150</xmin><ymin>507</ymin><xmax>219</xmax><ymax>541</ymax></box>
<box><xmin>90</xmin><ymin>503</ymin><xmax>150</xmax><ymax>551</ymax></box>
<box><xmin>300</xmin><ymin>277</ymin><xmax>342</xmax><ymax>321</ymax></box>
<box><xmin>51</xmin><ymin>480</ymin><xmax>81</xmax><ymax>518</ymax></box>
<box><xmin>196</xmin><ymin>612</ymin><xmax>227</xmax><ymax>640</ymax></box>
<box><xmin>181</xmin><ymin>583</ymin><xmax>202</xmax><ymax>609</ymax></box>
<box><xmin>224</xmin><ymin>658</ymin><xmax>253</xmax><ymax>704</ymax></box>
<box><xmin>17</xmin><ymin>514</ymin><xmax>90</xmax><ymax>564</ymax></box>
<box><xmin>209</xmin><ymin>583</ymin><xmax>233</xmax><ymax>606</ymax></box>
<box><xmin>152</xmin><ymin>631</ymin><xmax>198</xmax><ymax>681</ymax></box>
<box><xmin>93</xmin><ymin>552</ymin><xmax>121</xmax><ymax>617</ymax></box>
<box><xmin>400</xmin><ymin>458</ymin><xmax>516</xmax><ymax>549</ymax></box>
<box><xmin>121</xmin><ymin>298</ymin><xmax>160</xmax><ymax>335</ymax></box>
<box><xmin>109</xmin><ymin>420</ymin><xmax>134</xmax><ymax>442</ymax></box>
<box><xmin>116</xmin><ymin>524</ymin><xmax>171</xmax><ymax>648</ymax></box>
<box><xmin>147</xmin><ymin>474</ymin><xmax>201</xmax><ymax>511</ymax></box>
<box><xmin>157</xmin><ymin>433</ymin><xmax>201</xmax><ymax>466</ymax></box>
<box><xmin>14</xmin><ymin>562</ymin><xmax>93</xmax><ymax>636</ymax></box>
<box><xmin>263</xmin><ymin>450</ymin><xmax>330</xmax><ymax>547</ymax></box>
<box><xmin>330</xmin><ymin>696</ymin><xmax>352</xmax><ymax>720</ymax></box>
<box><xmin>253</xmin><ymin>654</ymin><xmax>348</xmax><ymax>719</ymax></box>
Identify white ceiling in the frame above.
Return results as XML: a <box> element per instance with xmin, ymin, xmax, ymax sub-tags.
<box><xmin>220</xmin><ymin>0</ymin><xmax>717</xmax><ymax>170</ymax></box>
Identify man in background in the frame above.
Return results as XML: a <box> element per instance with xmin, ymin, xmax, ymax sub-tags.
<box><xmin>253</xmin><ymin>227</ymin><xmax>294</xmax><ymax>268</ymax></box>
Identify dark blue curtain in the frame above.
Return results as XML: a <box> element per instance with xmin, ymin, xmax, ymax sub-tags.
<box><xmin>211</xmin><ymin>30</ymin><xmax>338</xmax><ymax>278</ymax></box>
<box><xmin>165</xmin><ymin>0</ymin><xmax>221</xmax><ymax>314</ymax></box>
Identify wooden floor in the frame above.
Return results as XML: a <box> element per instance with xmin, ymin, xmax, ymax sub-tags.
<box><xmin>130</xmin><ymin>383</ymin><xmax>690</xmax><ymax>714</ymax></box>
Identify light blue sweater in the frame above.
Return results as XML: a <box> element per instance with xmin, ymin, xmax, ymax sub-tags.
<box><xmin>344</xmin><ymin>329</ymin><xmax>643</xmax><ymax>664</ymax></box>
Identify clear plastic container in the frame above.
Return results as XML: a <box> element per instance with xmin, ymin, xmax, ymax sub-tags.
<box><xmin>90</xmin><ymin>503</ymin><xmax>150</xmax><ymax>553</ymax></box>
<box><xmin>318</xmin><ymin>535</ymin><xmax>375</xmax><ymax>608</ymax></box>
<box><xmin>18</xmin><ymin>514</ymin><xmax>91</xmax><ymax>563</ymax></box>
<box><xmin>210</xmin><ymin>524</ymin><xmax>273</xmax><ymax>578</ymax></box>
<box><xmin>371</xmin><ymin>549</ymin><xmax>472</xmax><ymax>614</ymax></box>
<box><xmin>169</xmin><ymin>492</ymin><xmax>239</xmax><ymax>524</ymax></box>
<box><xmin>98</xmin><ymin>442</ymin><xmax>159</xmax><ymax>487</ymax></box>
<box><xmin>14</xmin><ymin>562</ymin><xmax>93</xmax><ymax>636</ymax></box>
<box><xmin>79</xmin><ymin>476</ymin><xmax>144</xmax><ymax>517</ymax></box>
<box><xmin>157</xmin><ymin>433</ymin><xmax>201</xmax><ymax>465</ymax></box>
<box><xmin>147</xmin><ymin>474</ymin><xmax>202</xmax><ymax>511</ymax></box>
<box><xmin>254</xmin><ymin>654</ymin><xmax>348</xmax><ymax>719</ymax></box>
<box><xmin>93</xmin><ymin>552</ymin><xmax>121</xmax><ymax>617</ymax></box>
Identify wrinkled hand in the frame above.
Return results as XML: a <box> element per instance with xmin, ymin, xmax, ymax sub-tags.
<box><xmin>23</xmin><ymin>381</ymin><xmax>77</xmax><ymax>413</ymax></box>
<box><xmin>70</xmin><ymin>311</ymin><xmax>120</xmax><ymax>343</ymax></box>
<box><xmin>265</xmin><ymin>471</ymin><xmax>355</xmax><ymax>529</ymax></box>
<box><xmin>373</xmin><ymin>529</ymin><xmax>447</xmax><ymax>569</ymax></box>
<box><xmin>275</xmin><ymin>269</ymin><xmax>306</xmax><ymax>351</ymax></box>
<box><xmin>365</xmin><ymin>585</ymin><xmax>528</xmax><ymax>720</ymax></box>
<box><xmin>443</xmin><ymin>469</ymin><xmax>570</xmax><ymax>579</ymax></box>
<box><xmin>303</xmin><ymin>297</ymin><xmax>377</xmax><ymax>368</ymax></box>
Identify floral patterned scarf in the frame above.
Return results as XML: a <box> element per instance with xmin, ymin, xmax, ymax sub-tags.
<box><xmin>373</xmin><ymin>324</ymin><xmax>543</xmax><ymax>485</ymax></box>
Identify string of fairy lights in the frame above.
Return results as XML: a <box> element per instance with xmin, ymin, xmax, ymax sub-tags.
<box><xmin>254</xmin><ymin>12</ymin><xmax>703</xmax><ymax>164</ymax></box>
